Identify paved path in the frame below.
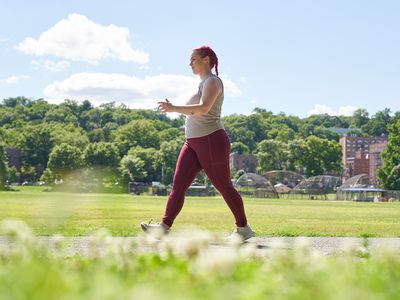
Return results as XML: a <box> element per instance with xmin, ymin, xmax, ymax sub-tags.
<box><xmin>253</xmin><ymin>237</ymin><xmax>400</xmax><ymax>255</ymax></box>
<box><xmin>1</xmin><ymin>236</ymin><xmax>400</xmax><ymax>256</ymax></box>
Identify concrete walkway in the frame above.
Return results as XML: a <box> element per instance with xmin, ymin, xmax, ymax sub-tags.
<box><xmin>1</xmin><ymin>236</ymin><xmax>400</xmax><ymax>256</ymax></box>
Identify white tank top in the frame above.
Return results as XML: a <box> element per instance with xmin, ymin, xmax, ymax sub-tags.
<box><xmin>184</xmin><ymin>74</ymin><xmax>224</xmax><ymax>138</ymax></box>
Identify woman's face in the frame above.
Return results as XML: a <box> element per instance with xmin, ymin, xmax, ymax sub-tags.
<box><xmin>189</xmin><ymin>52</ymin><xmax>209</xmax><ymax>75</ymax></box>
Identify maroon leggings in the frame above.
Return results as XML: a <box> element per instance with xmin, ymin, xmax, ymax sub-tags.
<box><xmin>162</xmin><ymin>129</ymin><xmax>248</xmax><ymax>228</ymax></box>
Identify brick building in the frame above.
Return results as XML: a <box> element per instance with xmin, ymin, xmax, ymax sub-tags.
<box><xmin>229</xmin><ymin>153</ymin><xmax>258</xmax><ymax>173</ymax></box>
<box><xmin>339</xmin><ymin>136</ymin><xmax>387</xmax><ymax>180</ymax></box>
<box><xmin>369</xmin><ymin>143</ymin><xmax>388</xmax><ymax>185</ymax></box>
<box><xmin>353</xmin><ymin>151</ymin><xmax>370</xmax><ymax>176</ymax></box>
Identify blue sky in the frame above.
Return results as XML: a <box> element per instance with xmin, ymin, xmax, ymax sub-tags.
<box><xmin>1</xmin><ymin>0</ymin><xmax>399</xmax><ymax>117</ymax></box>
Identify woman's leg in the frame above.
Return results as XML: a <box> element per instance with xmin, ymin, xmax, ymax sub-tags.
<box><xmin>162</xmin><ymin>142</ymin><xmax>202</xmax><ymax>227</ymax></box>
<box><xmin>188</xmin><ymin>130</ymin><xmax>248</xmax><ymax>227</ymax></box>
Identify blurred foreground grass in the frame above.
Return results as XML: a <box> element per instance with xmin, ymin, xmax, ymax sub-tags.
<box><xmin>0</xmin><ymin>220</ymin><xmax>400</xmax><ymax>300</ymax></box>
<box><xmin>1</xmin><ymin>186</ymin><xmax>400</xmax><ymax>237</ymax></box>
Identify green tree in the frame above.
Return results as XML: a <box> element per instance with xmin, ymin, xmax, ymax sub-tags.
<box><xmin>60</xmin><ymin>99</ymin><xmax>80</xmax><ymax>118</ymax></box>
<box><xmin>102</xmin><ymin>122</ymin><xmax>118</xmax><ymax>142</ymax></box>
<box><xmin>19</xmin><ymin>124</ymin><xmax>53</xmax><ymax>168</ymax></box>
<box><xmin>79</xmin><ymin>108</ymin><xmax>102</xmax><ymax>131</ymax></box>
<box><xmin>6</xmin><ymin>166</ymin><xmax>20</xmax><ymax>183</ymax></box>
<box><xmin>158</xmin><ymin>138</ymin><xmax>184</xmax><ymax>184</ymax></box>
<box><xmin>267</xmin><ymin>124</ymin><xmax>296</xmax><ymax>142</ymax></box>
<box><xmin>43</xmin><ymin>106</ymin><xmax>78</xmax><ymax>124</ymax></box>
<box><xmin>78</xmin><ymin>100</ymin><xmax>93</xmax><ymax>115</ymax></box>
<box><xmin>87</xmin><ymin>128</ymin><xmax>105</xmax><ymax>143</ymax></box>
<box><xmin>20</xmin><ymin>163</ymin><xmax>37</xmax><ymax>183</ymax></box>
<box><xmin>286</xmin><ymin>140</ymin><xmax>306</xmax><ymax>171</ymax></box>
<box><xmin>0</xmin><ymin>106</ymin><xmax>22</xmax><ymax>127</ymax></box>
<box><xmin>130</xmin><ymin>108</ymin><xmax>172</xmax><ymax>124</ymax></box>
<box><xmin>2</xmin><ymin>96</ymin><xmax>30</xmax><ymax>107</ymax></box>
<box><xmin>127</xmin><ymin>146</ymin><xmax>161</xmax><ymax>183</ymax></box>
<box><xmin>47</xmin><ymin>144</ymin><xmax>84</xmax><ymax>180</ymax></box>
<box><xmin>26</xmin><ymin>99</ymin><xmax>54</xmax><ymax>122</ymax></box>
<box><xmin>304</xmin><ymin>114</ymin><xmax>349</xmax><ymax>128</ymax></box>
<box><xmin>350</xmin><ymin>108</ymin><xmax>369</xmax><ymax>128</ymax></box>
<box><xmin>362</xmin><ymin>108</ymin><xmax>392</xmax><ymax>136</ymax></box>
<box><xmin>99</xmin><ymin>102</ymin><xmax>116</xmax><ymax>127</ymax></box>
<box><xmin>378</xmin><ymin>120</ymin><xmax>400</xmax><ymax>189</ymax></box>
<box><xmin>273</xmin><ymin>113</ymin><xmax>301</xmax><ymax>133</ymax></box>
<box><xmin>84</xmin><ymin>142</ymin><xmax>120</xmax><ymax>168</ymax></box>
<box><xmin>40</xmin><ymin>168</ymin><xmax>55</xmax><ymax>185</ymax></box>
<box><xmin>222</xmin><ymin>114</ymin><xmax>263</xmax><ymax>151</ymax></box>
<box><xmin>119</xmin><ymin>155</ymin><xmax>147</xmax><ymax>186</ymax></box>
<box><xmin>112</xmin><ymin>120</ymin><xmax>161</xmax><ymax>156</ymax></box>
<box><xmin>298</xmin><ymin>123</ymin><xmax>316</xmax><ymax>139</ymax></box>
<box><xmin>158</xmin><ymin>128</ymin><xmax>183</xmax><ymax>142</ymax></box>
<box><xmin>299</xmin><ymin>136</ymin><xmax>342</xmax><ymax>177</ymax></box>
<box><xmin>312</xmin><ymin>127</ymin><xmax>340</xmax><ymax>142</ymax></box>
<box><xmin>224</xmin><ymin>125</ymin><xmax>256</xmax><ymax>152</ymax></box>
<box><xmin>0</xmin><ymin>128</ymin><xmax>23</xmax><ymax>148</ymax></box>
<box><xmin>231</xmin><ymin>142</ymin><xmax>250</xmax><ymax>155</ymax></box>
<box><xmin>380</xmin><ymin>164</ymin><xmax>400</xmax><ymax>190</ymax></box>
<box><xmin>112</xmin><ymin>105</ymin><xmax>132</xmax><ymax>126</ymax></box>
<box><xmin>50</xmin><ymin>123</ymin><xmax>90</xmax><ymax>150</ymax></box>
<box><xmin>256</xmin><ymin>140</ymin><xmax>289</xmax><ymax>172</ymax></box>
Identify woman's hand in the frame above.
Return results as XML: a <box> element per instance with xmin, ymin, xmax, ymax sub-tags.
<box><xmin>157</xmin><ymin>98</ymin><xmax>174</xmax><ymax>113</ymax></box>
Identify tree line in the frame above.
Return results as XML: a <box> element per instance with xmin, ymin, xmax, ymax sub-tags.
<box><xmin>0</xmin><ymin>96</ymin><xmax>399</xmax><ymax>191</ymax></box>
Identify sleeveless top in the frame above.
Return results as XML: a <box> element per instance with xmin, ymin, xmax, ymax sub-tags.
<box><xmin>184</xmin><ymin>74</ymin><xmax>224</xmax><ymax>138</ymax></box>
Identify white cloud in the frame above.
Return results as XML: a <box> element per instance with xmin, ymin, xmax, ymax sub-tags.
<box><xmin>307</xmin><ymin>104</ymin><xmax>336</xmax><ymax>116</ymax></box>
<box><xmin>307</xmin><ymin>104</ymin><xmax>358</xmax><ymax>117</ymax></box>
<box><xmin>15</xmin><ymin>13</ymin><xmax>149</xmax><ymax>65</ymax></box>
<box><xmin>219</xmin><ymin>73</ymin><xmax>242</xmax><ymax>97</ymax></box>
<box><xmin>43</xmin><ymin>72</ymin><xmax>242</xmax><ymax>109</ymax></box>
<box><xmin>2</xmin><ymin>75</ymin><xmax>31</xmax><ymax>84</ymax></box>
<box><xmin>338</xmin><ymin>105</ymin><xmax>358</xmax><ymax>116</ymax></box>
<box><xmin>31</xmin><ymin>59</ymin><xmax>71</xmax><ymax>72</ymax></box>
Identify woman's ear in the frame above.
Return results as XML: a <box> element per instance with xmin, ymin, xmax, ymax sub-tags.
<box><xmin>203</xmin><ymin>55</ymin><xmax>210</xmax><ymax>65</ymax></box>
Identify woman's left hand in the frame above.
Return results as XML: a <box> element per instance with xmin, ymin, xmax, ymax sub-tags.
<box><xmin>157</xmin><ymin>98</ymin><xmax>174</xmax><ymax>113</ymax></box>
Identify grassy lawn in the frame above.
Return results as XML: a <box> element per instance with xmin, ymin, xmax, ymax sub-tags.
<box><xmin>2</xmin><ymin>224</ymin><xmax>400</xmax><ymax>300</ymax></box>
<box><xmin>1</xmin><ymin>186</ymin><xmax>400</xmax><ymax>237</ymax></box>
<box><xmin>2</xmin><ymin>187</ymin><xmax>400</xmax><ymax>300</ymax></box>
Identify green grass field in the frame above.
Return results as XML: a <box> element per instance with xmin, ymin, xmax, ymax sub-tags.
<box><xmin>1</xmin><ymin>186</ymin><xmax>400</xmax><ymax>237</ymax></box>
<box><xmin>2</xmin><ymin>186</ymin><xmax>400</xmax><ymax>300</ymax></box>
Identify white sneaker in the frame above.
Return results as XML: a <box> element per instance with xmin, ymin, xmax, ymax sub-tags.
<box><xmin>226</xmin><ymin>224</ymin><xmax>255</xmax><ymax>242</ymax></box>
<box><xmin>140</xmin><ymin>219</ymin><xmax>170</xmax><ymax>235</ymax></box>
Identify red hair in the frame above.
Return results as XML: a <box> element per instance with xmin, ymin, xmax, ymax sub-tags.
<box><xmin>193</xmin><ymin>45</ymin><xmax>219</xmax><ymax>76</ymax></box>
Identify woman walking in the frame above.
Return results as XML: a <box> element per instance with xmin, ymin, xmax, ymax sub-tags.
<box><xmin>141</xmin><ymin>46</ymin><xmax>255</xmax><ymax>241</ymax></box>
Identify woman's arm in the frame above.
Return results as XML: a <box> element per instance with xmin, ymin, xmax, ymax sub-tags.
<box><xmin>158</xmin><ymin>77</ymin><xmax>222</xmax><ymax>116</ymax></box>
